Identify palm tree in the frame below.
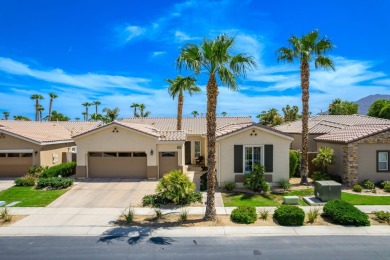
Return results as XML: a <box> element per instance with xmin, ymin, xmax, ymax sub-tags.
<box><xmin>102</xmin><ymin>107</ymin><xmax>120</xmax><ymax>123</ymax></box>
<box><xmin>82</xmin><ymin>102</ymin><xmax>92</xmax><ymax>121</ymax></box>
<box><xmin>277</xmin><ymin>30</ymin><xmax>335</xmax><ymax>184</ymax></box>
<box><xmin>75</xmin><ymin>117</ymin><xmax>80</xmax><ymax>121</ymax></box>
<box><xmin>138</xmin><ymin>104</ymin><xmax>151</xmax><ymax>117</ymax></box>
<box><xmin>221</xmin><ymin>112</ymin><xmax>227</xmax><ymax>117</ymax></box>
<box><xmin>191</xmin><ymin>111</ymin><xmax>199</xmax><ymax>117</ymax></box>
<box><xmin>93</xmin><ymin>101</ymin><xmax>101</xmax><ymax>115</ymax></box>
<box><xmin>177</xmin><ymin>34</ymin><xmax>256</xmax><ymax>221</ymax></box>
<box><xmin>167</xmin><ymin>76</ymin><xmax>200</xmax><ymax>130</ymax></box>
<box><xmin>81</xmin><ymin>112</ymin><xmax>86</xmax><ymax>122</ymax></box>
<box><xmin>30</xmin><ymin>94</ymin><xmax>44</xmax><ymax>121</ymax></box>
<box><xmin>48</xmin><ymin>93</ymin><xmax>58</xmax><ymax>121</ymax></box>
<box><xmin>3</xmin><ymin>112</ymin><xmax>9</xmax><ymax>120</ymax></box>
<box><xmin>130</xmin><ymin>103</ymin><xmax>139</xmax><ymax>117</ymax></box>
<box><xmin>37</xmin><ymin>105</ymin><xmax>45</xmax><ymax>122</ymax></box>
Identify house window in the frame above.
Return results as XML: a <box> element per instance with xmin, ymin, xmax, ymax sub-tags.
<box><xmin>162</xmin><ymin>152</ymin><xmax>176</xmax><ymax>157</ymax></box>
<box><xmin>133</xmin><ymin>152</ymin><xmax>147</xmax><ymax>157</ymax></box>
<box><xmin>118</xmin><ymin>153</ymin><xmax>132</xmax><ymax>157</ymax></box>
<box><xmin>0</xmin><ymin>153</ymin><xmax>5</xmax><ymax>157</ymax></box>
<box><xmin>194</xmin><ymin>141</ymin><xmax>201</xmax><ymax>158</ymax></box>
<box><xmin>244</xmin><ymin>146</ymin><xmax>263</xmax><ymax>173</ymax></box>
<box><xmin>377</xmin><ymin>151</ymin><xmax>390</xmax><ymax>172</ymax></box>
<box><xmin>103</xmin><ymin>152</ymin><xmax>117</xmax><ymax>157</ymax></box>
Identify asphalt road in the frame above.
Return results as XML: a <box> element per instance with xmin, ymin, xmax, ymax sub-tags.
<box><xmin>0</xmin><ymin>235</ymin><xmax>389</xmax><ymax>259</ymax></box>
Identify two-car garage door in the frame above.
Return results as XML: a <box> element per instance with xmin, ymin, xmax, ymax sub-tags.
<box><xmin>0</xmin><ymin>150</ymin><xmax>33</xmax><ymax>177</ymax></box>
<box><xmin>88</xmin><ymin>152</ymin><xmax>147</xmax><ymax>178</ymax></box>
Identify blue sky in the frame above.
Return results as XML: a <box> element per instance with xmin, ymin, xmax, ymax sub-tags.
<box><xmin>1</xmin><ymin>0</ymin><xmax>390</xmax><ymax>120</ymax></box>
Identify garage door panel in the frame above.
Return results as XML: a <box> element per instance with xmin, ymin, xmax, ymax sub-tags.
<box><xmin>159</xmin><ymin>152</ymin><xmax>179</xmax><ymax>177</ymax></box>
<box><xmin>88</xmin><ymin>152</ymin><xmax>147</xmax><ymax>178</ymax></box>
<box><xmin>0</xmin><ymin>157</ymin><xmax>32</xmax><ymax>177</ymax></box>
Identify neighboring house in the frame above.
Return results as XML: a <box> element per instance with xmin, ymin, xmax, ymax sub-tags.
<box><xmin>73</xmin><ymin>117</ymin><xmax>293</xmax><ymax>186</ymax></box>
<box><xmin>0</xmin><ymin>121</ymin><xmax>101</xmax><ymax>177</ymax></box>
<box><xmin>275</xmin><ymin>115</ymin><xmax>390</xmax><ymax>186</ymax></box>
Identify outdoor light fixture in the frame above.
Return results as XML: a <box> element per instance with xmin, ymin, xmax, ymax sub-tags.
<box><xmin>34</xmin><ymin>151</ymin><xmax>38</xmax><ymax>156</ymax></box>
<box><xmin>0</xmin><ymin>133</ymin><xmax>5</xmax><ymax>138</ymax></box>
<box><xmin>150</xmin><ymin>149</ymin><xmax>154</xmax><ymax>156</ymax></box>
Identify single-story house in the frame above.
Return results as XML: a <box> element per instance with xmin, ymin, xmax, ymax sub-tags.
<box><xmin>73</xmin><ymin>117</ymin><xmax>293</xmax><ymax>186</ymax></box>
<box><xmin>0</xmin><ymin>121</ymin><xmax>101</xmax><ymax>177</ymax></box>
<box><xmin>316</xmin><ymin>124</ymin><xmax>390</xmax><ymax>186</ymax></box>
<box><xmin>275</xmin><ymin>115</ymin><xmax>390</xmax><ymax>185</ymax></box>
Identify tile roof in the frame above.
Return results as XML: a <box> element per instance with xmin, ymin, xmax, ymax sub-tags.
<box><xmin>315</xmin><ymin>124</ymin><xmax>390</xmax><ymax>144</ymax></box>
<box><xmin>216</xmin><ymin>122</ymin><xmax>294</xmax><ymax>139</ymax></box>
<box><xmin>0</xmin><ymin>120</ymin><xmax>101</xmax><ymax>144</ymax></box>
<box><xmin>275</xmin><ymin>115</ymin><xmax>390</xmax><ymax>134</ymax></box>
<box><xmin>120</xmin><ymin>117</ymin><xmax>253</xmax><ymax>134</ymax></box>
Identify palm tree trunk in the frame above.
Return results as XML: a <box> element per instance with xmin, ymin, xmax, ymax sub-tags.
<box><xmin>177</xmin><ymin>92</ymin><xmax>184</xmax><ymax>130</ymax></box>
<box><xmin>49</xmin><ymin>99</ymin><xmax>53</xmax><ymax>121</ymax></box>
<box><xmin>35</xmin><ymin>100</ymin><xmax>39</xmax><ymax>121</ymax></box>
<box><xmin>204</xmin><ymin>74</ymin><xmax>218</xmax><ymax>221</ymax></box>
<box><xmin>300</xmin><ymin>60</ymin><xmax>310</xmax><ymax>185</ymax></box>
<box><xmin>95</xmin><ymin>105</ymin><xmax>98</xmax><ymax>115</ymax></box>
<box><xmin>85</xmin><ymin>107</ymin><xmax>88</xmax><ymax>122</ymax></box>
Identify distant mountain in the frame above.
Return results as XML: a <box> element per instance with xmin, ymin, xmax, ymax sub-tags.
<box><xmin>354</xmin><ymin>94</ymin><xmax>390</xmax><ymax>115</ymax></box>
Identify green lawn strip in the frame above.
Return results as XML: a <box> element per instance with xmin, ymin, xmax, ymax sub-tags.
<box><xmin>341</xmin><ymin>192</ymin><xmax>390</xmax><ymax>205</ymax></box>
<box><xmin>223</xmin><ymin>189</ymin><xmax>313</xmax><ymax>207</ymax></box>
<box><xmin>0</xmin><ymin>186</ymin><xmax>68</xmax><ymax>207</ymax></box>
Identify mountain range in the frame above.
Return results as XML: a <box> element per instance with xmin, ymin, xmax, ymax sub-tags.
<box><xmin>354</xmin><ymin>94</ymin><xmax>390</xmax><ymax>115</ymax></box>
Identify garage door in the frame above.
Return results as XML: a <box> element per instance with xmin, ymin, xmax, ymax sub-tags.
<box><xmin>0</xmin><ymin>151</ymin><xmax>33</xmax><ymax>177</ymax></box>
<box><xmin>88</xmin><ymin>152</ymin><xmax>147</xmax><ymax>178</ymax></box>
<box><xmin>159</xmin><ymin>152</ymin><xmax>179</xmax><ymax>177</ymax></box>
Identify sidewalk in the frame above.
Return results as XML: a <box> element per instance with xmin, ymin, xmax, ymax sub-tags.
<box><xmin>1</xmin><ymin>206</ymin><xmax>390</xmax><ymax>237</ymax></box>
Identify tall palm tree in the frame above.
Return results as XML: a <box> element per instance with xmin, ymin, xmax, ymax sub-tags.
<box><xmin>75</xmin><ymin>117</ymin><xmax>80</xmax><ymax>121</ymax></box>
<box><xmin>277</xmin><ymin>30</ymin><xmax>335</xmax><ymax>184</ymax></box>
<box><xmin>130</xmin><ymin>103</ymin><xmax>139</xmax><ymax>117</ymax></box>
<box><xmin>30</xmin><ymin>94</ymin><xmax>44</xmax><ymax>121</ymax></box>
<box><xmin>48</xmin><ymin>93</ymin><xmax>58</xmax><ymax>121</ymax></box>
<box><xmin>3</xmin><ymin>112</ymin><xmax>9</xmax><ymax>120</ymax></box>
<box><xmin>93</xmin><ymin>101</ymin><xmax>101</xmax><ymax>115</ymax></box>
<box><xmin>177</xmin><ymin>34</ymin><xmax>256</xmax><ymax>221</ymax></box>
<box><xmin>191</xmin><ymin>111</ymin><xmax>199</xmax><ymax>117</ymax></box>
<box><xmin>37</xmin><ymin>105</ymin><xmax>45</xmax><ymax>122</ymax></box>
<box><xmin>221</xmin><ymin>112</ymin><xmax>227</xmax><ymax>117</ymax></box>
<box><xmin>138</xmin><ymin>104</ymin><xmax>151</xmax><ymax>117</ymax></box>
<box><xmin>167</xmin><ymin>76</ymin><xmax>200</xmax><ymax>130</ymax></box>
<box><xmin>81</xmin><ymin>112</ymin><xmax>86</xmax><ymax>122</ymax></box>
<box><xmin>102</xmin><ymin>107</ymin><xmax>120</xmax><ymax>123</ymax></box>
<box><xmin>82</xmin><ymin>102</ymin><xmax>92</xmax><ymax>121</ymax></box>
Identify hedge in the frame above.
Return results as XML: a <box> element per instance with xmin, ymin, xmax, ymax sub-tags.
<box><xmin>40</xmin><ymin>162</ymin><xmax>76</xmax><ymax>178</ymax></box>
<box><xmin>231</xmin><ymin>206</ymin><xmax>257</xmax><ymax>224</ymax></box>
<box><xmin>274</xmin><ymin>205</ymin><xmax>305</xmax><ymax>226</ymax></box>
<box><xmin>323</xmin><ymin>200</ymin><xmax>370</xmax><ymax>226</ymax></box>
<box><xmin>36</xmin><ymin>177</ymin><xmax>74</xmax><ymax>190</ymax></box>
<box><xmin>14</xmin><ymin>175</ymin><xmax>36</xmax><ymax>187</ymax></box>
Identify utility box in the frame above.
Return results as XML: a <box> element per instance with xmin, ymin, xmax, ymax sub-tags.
<box><xmin>314</xmin><ymin>180</ymin><xmax>342</xmax><ymax>202</ymax></box>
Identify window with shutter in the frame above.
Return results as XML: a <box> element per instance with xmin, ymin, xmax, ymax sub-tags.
<box><xmin>234</xmin><ymin>145</ymin><xmax>243</xmax><ymax>173</ymax></box>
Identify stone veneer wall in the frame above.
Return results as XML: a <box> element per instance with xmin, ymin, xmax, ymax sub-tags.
<box><xmin>342</xmin><ymin>131</ymin><xmax>390</xmax><ymax>186</ymax></box>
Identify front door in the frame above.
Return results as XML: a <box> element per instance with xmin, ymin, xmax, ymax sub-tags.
<box><xmin>185</xmin><ymin>141</ymin><xmax>191</xmax><ymax>165</ymax></box>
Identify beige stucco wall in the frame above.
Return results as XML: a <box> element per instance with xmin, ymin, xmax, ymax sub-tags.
<box><xmin>217</xmin><ymin>127</ymin><xmax>292</xmax><ymax>186</ymax></box>
<box><xmin>291</xmin><ymin>133</ymin><xmax>322</xmax><ymax>152</ymax></box>
<box><xmin>358</xmin><ymin>143</ymin><xmax>390</xmax><ymax>183</ymax></box>
<box><xmin>317</xmin><ymin>142</ymin><xmax>344</xmax><ymax>178</ymax></box>
<box><xmin>0</xmin><ymin>132</ymin><xmax>40</xmax><ymax>165</ymax></box>
<box><xmin>39</xmin><ymin>143</ymin><xmax>74</xmax><ymax>167</ymax></box>
<box><xmin>157</xmin><ymin>143</ymin><xmax>184</xmax><ymax>169</ymax></box>
<box><xmin>75</xmin><ymin>125</ymin><xmax>158</xmax><ymax>168</ymax></box>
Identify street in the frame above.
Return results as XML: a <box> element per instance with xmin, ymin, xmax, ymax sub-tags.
<box><xmin>0</xmin><ymin>235</ymin><xmax>389</xmax><ymax>259</ymax></box>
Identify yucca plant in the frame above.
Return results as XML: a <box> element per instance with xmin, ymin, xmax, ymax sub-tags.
<box><xmin>258</xmin><ymin>208</ymin><xmax>269</xmax><ymax>221</ymax></box>
<box><xmin>122</xmin><ymin>206</ymin><xmax>134</xmax><ymax>224</ymax></box>
<box><xmin>0</xmin><ymin>207</ymin><xmax>12</xmax><ymax>223</ymax></box>
<box><xmin>178</xmin><ymin>208</ymin><xmax>189</xmax><ymax>224</ymax></box>
<box><xmin>156</xmin><ymin>170</ymin><xmax>196</xmax><ymax>205</ymax></box>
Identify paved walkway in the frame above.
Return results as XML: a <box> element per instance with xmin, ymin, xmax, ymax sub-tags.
<box><xmin>0</xmin><ymin>180</ymin><xmax>15</xmax><ymax>192</ymax></box>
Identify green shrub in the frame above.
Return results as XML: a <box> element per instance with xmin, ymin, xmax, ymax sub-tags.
<box><xmin>289</xmin><ymin>150</ymin><xmax>299</xmax><ymax>178</ymax></box>
<box><xmin>323</xmin><ymin>200</ymin><xmax>370</xmax><ymax>226</ymax></box>
<box><xmin>373</xmin><ymin>211</ymin><xmax>390</xmax><ymax>224</ymax></box>
<box><xmin>224</xmin><ymin>181</ymin><xmax>236</xmax><ymax>192</ymax></box>
<box><xmin>260</xmin><ymin>181</ymin><xmax>271</xmax><ymax>193</ymax></box>
<box><xmin>200</xmin><ymin>172</ymin><xmax>207</xmax><ymax>191</ymax></box>
<box><xmin>142</xmin><ymin>170</ymin><xmax>201</xmax><ymax>207</ymax></box>
<box><xmin>244</xmin><ymin>164</ymin><xmax>270</xmax><ymax>193</ymax></box>
<box><xmin>312</xmin><ymin>171</ymin><xmax>331</xmax><ymax>181</ymax></box>
<box><xmin>383</xmin><ymin>182</ymin><xmax>390</xmax><ymax>192</ymax></box>
<box><xmin>274</xmin><ymin>205</ymin><xmax>305</xmax><ymax>226</ymax></box>
<box><xmin>178</xmin><ymin>208</ymin><xmax>188</xmax><ymax>224</ymax></box>
<box><xmin>0</xmin><ymin>207</ymin><xmax>12</xmax><ymax>222</ymax></box>
<box><xmin>278</xmin><ymin>179</ymin><xmax>291</xmax><ymax>191</ymax></box>
<box><xmin>230</xmin><ymin>206</ymin><xmax>257</xmax><ymax>224</ymax></box>
<box><xmin>380</xmin><ymin>181</ymin><xmax>390</xmax><ymax>189</ymax></box>
<box><xmin>36</xmin><ymin>177</ymin><xmax>73</xmax><ymax>190</ymax></box>
<box><xmin>312</xmin><ymin>146</ymin><xmax>335</xmax><ymax>172</ymax></box>
<box><xmin>122</xmin><ymin>206</ymin><xmax>134</xmax><ymax>224</ymax></box>
<box><xmin>154</xmin><ymin>209</ymin><xmax>164</xmax><ymax>220</ymax></box>
<box><xmin>352</xmin><ymin>184</ymin><xmax>363</xmax><ymax>192</ymax></box>
<box><xmin>28</xmin><ymin>165</ymin><xmax>48</xmax><ymax>176</ymax></box>
<box><xmin>14</xmin><ymin>175</ymin><xmax>36</xmax><ymax>187</ymax></box>
<box><xmin>40</xmin><ymin>162</ymin><xmax>76</xmax><ymax>178</ymax></box>
<box><xmin>258</xmin><ymin>208</ymin><xmax>269</xmax><ymax>221</ymax></box>
<box><xmin>362</xmin><ymin>179</ymin><xmax>375</xmax><ymax>190</ymax></box>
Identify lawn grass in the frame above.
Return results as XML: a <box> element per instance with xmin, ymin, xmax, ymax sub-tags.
<box><xmin>341</xmin><ymin>192</ymin><xmax>390</xmax><ymax>205</ymax></box>
<box><xmin>0</xmin><ymin>186</ymin><xmax>68</xmax><ymax>207</ymax></box>
<box><xmin>223</xmin><ymin>188</ymin><xmax>390</xmax><ymax>206</ymax></box>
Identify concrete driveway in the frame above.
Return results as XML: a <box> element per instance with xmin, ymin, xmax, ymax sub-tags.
<box><xmin>48</xmin><ymin>178</ymin><xmax>158</xmax><ymax>208</ymax></box>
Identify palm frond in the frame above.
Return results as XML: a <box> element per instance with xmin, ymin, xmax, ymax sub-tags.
<box><xmin>315</xmin><ymin>56</ymin><xmax>335</xmax><ymax>71</ymax></box>
<box><xmin>176</xmin><ymin>44</ymin><xmax>202</xmax><ymax>74</ymax></box>
<box><xmin>218</xmin><ymin>66</ymin><xmax>238</xmax><ymax>90</ymax></box>
<box><xmin>230</xmin><ymin>53</ymin><xmax>256</xmax><ymax>77</ymax></box>
<box><xmin>276</xmin><ymin>47</ymin><xmax>296</xmax><ymax>63</ymax></box>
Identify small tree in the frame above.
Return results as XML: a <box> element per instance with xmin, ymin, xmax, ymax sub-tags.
<box><xmin>328</xmin><ymin>98</ymin><xmax>358</xmax><ymax>115</ymax></box>
<box><xmin>257</xmin><ymin>108</ymin><xmax>282</xmax><ymax>126</ymax></box>
<box><xmin>289</xmin><ymin>150</ymin><xmax>299</xmax><ymax>178</ymax></box>
<box><xmin>282</xmin><ymin>105</ymin><xmax>300</xmax><ymax>122</ymax></box>
<box><xmin>368</xmin><ymin>99</ymin><xmax>390</xmax><ymax>119</ymax></box>
<box><xmin>244</xmin><ymin>165</ymin><xmax>270</xmax><ymax>193</ymax></box>
<box><xmin>191</xmin><ymin>111</ymin><xmax>199</xmax><ymax>117</ymax></box>
<box><xmin>312</xmin><ymin>147</ymin><xmax>335</xmax><ymax>173</ymax></box>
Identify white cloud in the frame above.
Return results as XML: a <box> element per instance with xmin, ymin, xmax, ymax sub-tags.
<box><xmin>0</xmin><ymin>57</ymin><xmax>153</xmax><ymax>93</ymax></box>
<box><xmin>151</xmin><ymin>51</ymin><xmax>166</xmax><ymax>57</ymax></box>
<box><xmin>174</xmin><ymin>31</ymin><xmax>200</xmax><ymax>42</ymax></box>
<box><xmin>124</xmin><ymin>26</ymin><xmax>145</xmax><ymax>41</ymax></box>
